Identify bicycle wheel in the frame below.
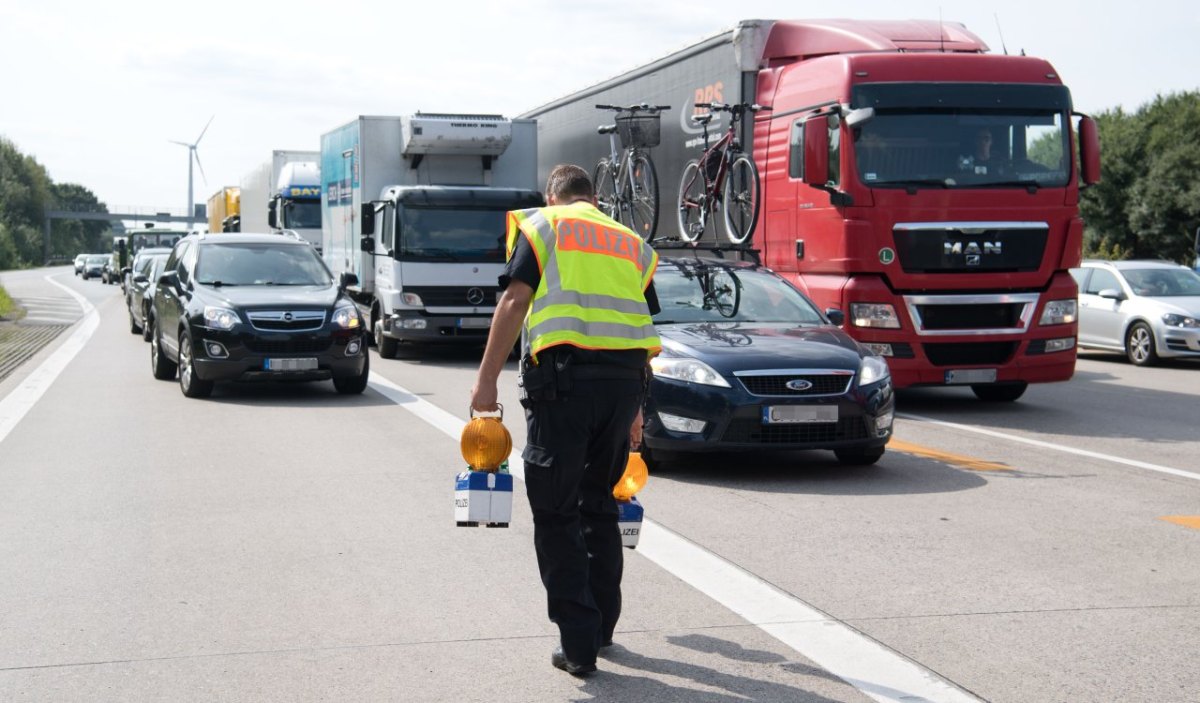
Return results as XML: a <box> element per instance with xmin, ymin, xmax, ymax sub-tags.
<box><xmin>593</xmin><ymin>159</ymin><xmax>618</xmax><ymax>221</ymax></box>
<box><xmin>676</xmin><ymin>160</ymin><xmax>707</xmax><ymax>243</ymax></box>
<box><xmin>721</xmin><ymin>154</ymin><xmax>760</xmax><ymax>244</ymax></box>
<box><xmin>625</xmin><ymin>153</ymin><xmax>659</xmax><ymax>241</ymax></box>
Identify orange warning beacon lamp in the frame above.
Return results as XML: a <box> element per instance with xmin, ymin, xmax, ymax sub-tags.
<box><xmin>614</xmin><ymin>451</ymin><xmax>648</xmax><ymax>549</ymax></box>
<box><xmin>455</xmin><ymin>406</ymin><xmax>514</xmax><ymax>528</ymax></box>
<box><xmin>460</xmin><ymin>407</ymin><xmax>512</xmax><ymax>472</ymax></box>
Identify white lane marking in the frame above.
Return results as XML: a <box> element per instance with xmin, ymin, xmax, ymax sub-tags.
<box><xmin>369</xmin><ymin>372</ymin><xmax>981</xmax><ymax>703</ymax></box>
<box><xmin>899</xmin><ymin>412</ymin><xmax>1200</xmax><ymax>483</ymax></box>
<box><xmin>0</xmin><ymin>277</ymin><xmax>98</xmax><ymax>446</ymax></box>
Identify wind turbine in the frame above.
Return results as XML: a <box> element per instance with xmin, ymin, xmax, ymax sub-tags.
<box><xmin>169</xmin><ymin>115</ymin><xmax>214</xmax><ymax>226</ymax></box>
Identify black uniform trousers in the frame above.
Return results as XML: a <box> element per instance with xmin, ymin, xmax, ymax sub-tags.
<box><xmin>521</xmin><ymin>373</ymin><xmax>643</xmax><ymax>666</ymax></box>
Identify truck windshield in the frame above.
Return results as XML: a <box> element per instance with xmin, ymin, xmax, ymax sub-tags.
<box><xmin>398</xmin><ymin>207</ymin><xmax>506</xmax><ymax>263</ymax></box>
<box><xmin>852</xmin><ymin>110</ymin><xmax>1069</xmax><ymax>189</ymax></box>
<box><xmin>282</xmin><ymin>200</ymin><xmax>322</xmax><ymax>229</ymax></box>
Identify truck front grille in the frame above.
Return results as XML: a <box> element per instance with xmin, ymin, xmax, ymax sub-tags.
<box><xmin>892</xmin><ymin>222</ymin><xmax>1048</xmax><ymax>273</ymax></box>
<box><xmin>922</xmin><ymin>342</ymin><xmax>1018</xmax><ymax>366</ymax></box>
<box><xmin>406</xmin><ymin>286</ymin><xmax>499</xmax><ymax>307</ymax></box>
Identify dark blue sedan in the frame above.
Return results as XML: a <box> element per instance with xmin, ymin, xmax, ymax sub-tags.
<box><xmin>643</xmin><ymin>258</ymin><xmax>894</xmax><ymax>466</ymax></box>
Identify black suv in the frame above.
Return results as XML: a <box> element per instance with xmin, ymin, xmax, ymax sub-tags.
<box><xmin>149</xmin><ymin>232</ymin><xmax>369</xmax><ymax>398</ymax></box>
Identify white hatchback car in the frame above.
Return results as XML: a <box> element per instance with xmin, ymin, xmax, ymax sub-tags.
<box><xmin>1071</xmin><ymin>260</ymin><xmax>1200</xmax><ymax>366</ymax></box>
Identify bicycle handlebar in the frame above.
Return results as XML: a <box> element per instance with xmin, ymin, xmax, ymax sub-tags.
<box><xmin>694</xmin><ymin>102</ymin><xmax>772</xmax><ymax>113</ymax></box>
<box><xmin>594</xmin><ymin>103</ymin><xmax>672</xmax><ymax>114</ymax></box>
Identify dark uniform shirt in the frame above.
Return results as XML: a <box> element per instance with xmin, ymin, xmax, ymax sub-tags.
<box><xmin>502</xmin><ymin>232</ymin><xmax>660</xmax><ymax>369</ymax></box>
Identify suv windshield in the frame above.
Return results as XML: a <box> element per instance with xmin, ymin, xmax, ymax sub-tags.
<box><xmin>195</xmin><ymin>243</ymin><xmax>332</xmax><ymax>286</ymax></box>
<box><xmin>653</xmin><ymin>265</ymin><xmax>825</xmax><ymax>324</ymax></box>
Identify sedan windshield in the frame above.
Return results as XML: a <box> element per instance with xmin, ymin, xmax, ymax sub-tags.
<box><xmin>87</xmin><ymin>255</ymin><xmax>107</xmax><ymax>264</ymax></box>
<box><xmin>1122</xmin><ymin>268</ymin><xmax>1200</xmax><ymax>297</ymax></box>
<box><xmin>195</xmin><ymin>243</ymin><xmax>332</xmax><ymax>286</ymax></box>
<box><xmin>653</xmin><ymin>265</ymin><xmax>825</xmax><ymax>324</ymax></box>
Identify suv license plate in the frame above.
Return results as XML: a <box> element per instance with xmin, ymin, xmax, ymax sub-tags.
<box><xmin>265</xmin><ymin>358</ymin><xmax>318</xmax><ymax>371</ymax></box>
<box><xmin>944</xmin><ymin>369</ymin><xmax>998</xmax><ymax>385</ymax></box>
<box><xmin>458</xmin><ymin>317</ymin><xmax>491</xmax><ymax>329</ymax></box>
<box><xmin>763</xmin><ymin>405</ymin><xmax>838</xmax><ymax>424</ymax></box>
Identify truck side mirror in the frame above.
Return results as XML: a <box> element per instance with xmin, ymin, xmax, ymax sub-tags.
<box><xmin>1079</xmin><ymin>116</ymin><xmax>1101</xmax><ymax>186</ymax></box>
<box><xmin>268</xmin><ymin>200</ymin><xmax>278</xmax><ymax>229</ymax></box>
<box><xmin>360</xmin><ymin>236</ymin><xmax>375</xmax><ymax>252</ymax></box>
<box><xmin>360</xmin><ymin>203</ymin><xmax>376</xmax><ymax>235</ymax></box>
<box><xmin>802</xmin><ymin>116</ymin><xmax>830</xmax><ymax>187</ymax></box>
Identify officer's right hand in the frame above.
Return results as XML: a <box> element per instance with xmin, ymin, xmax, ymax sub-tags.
<box><xmin>470</xmin><ymin>381</ymin><xmax>499</xmax><ymax>413</ymax></box>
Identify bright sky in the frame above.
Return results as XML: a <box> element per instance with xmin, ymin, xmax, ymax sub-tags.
<box><xmin>1</xmin><ymin>0</ymin><xmax>1196</xmax><ymax>216</ymax></box>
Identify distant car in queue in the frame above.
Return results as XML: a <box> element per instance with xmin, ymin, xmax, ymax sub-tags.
<box><xmin>642</xmin><ymin>258</ymin><xmax>894</xmax><ymax>466</ymax></box>
<box><xmin>126</xmin><ymin>249</ymin><xmax>172</xmax><ymax>339</ymax></box>
<box><xmin>73</xmin><ymin>253</ymin><xmax>88</xmax><ymax>276</ymax></box>
<box><xmin>81</xmin><ymin>255</ymin><xmax>107</xmax><ymax>280</ymax></box>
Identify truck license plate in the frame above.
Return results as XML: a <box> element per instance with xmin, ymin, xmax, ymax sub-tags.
<box><xmin>458</xmin><ymin>317</ymin><xmax>491</xmax><ymax>329</ymax></box>
<box><xmin>264</xmin><ymin>357</ymin><xmax>318</xmax><ymax>371</ymax></box>
<box><xmin>944</xmin><ymin>369</ymin><xmax>997</xmax><ymax>385</ymax></box>
<box><xmin>763</xmin><ymin>405</ymin><xmax>838</xmax><ymax>424</ymax></box>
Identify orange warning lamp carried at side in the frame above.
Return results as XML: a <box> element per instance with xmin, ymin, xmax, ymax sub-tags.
<box><xmin>461</xmin><ymin>406</ymin><xmax>512</xmax><ymax>472</ymax></box>
<box><xmin>613</xmin><ymin>451</ymin><xmax>648</xmax><ymax>501</ymax></box>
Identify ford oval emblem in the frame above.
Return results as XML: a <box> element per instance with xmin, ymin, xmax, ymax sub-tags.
<box><xmin>785</xmin><ymin>379</ymin><xmax>813</xmax><ymax>391</ymax></box>
<box><xmin>467</xmin><ymin>287</ymin><xmax>485</xmax><ymax>305</ymax></box>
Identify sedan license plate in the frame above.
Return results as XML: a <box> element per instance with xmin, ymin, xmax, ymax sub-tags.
<box><xmin>458</xmin><ymin>317</ymin><xmax>491</xmax><ymax>329</ymax></box>
<box><xmin>944</xmin><ymin>369</ymin><xmax>998</xmax><ymax>385</ymax></box>
<box><xmin>763</xmin><ymin>405</ymin><xmax>838</xmax><ymax>424</ymax></box>
<box><xmin>264</xmin><ymin>357</ymin><xmax>318</xmax><ymax>371</ymax></box>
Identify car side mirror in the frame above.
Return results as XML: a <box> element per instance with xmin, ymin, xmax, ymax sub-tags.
<box><xmin>133</xmin><ymin>273</ymin><xmax>148</xmax><ymax>283</ymax></box>
<box><xmin>824</xmin><ymin>308</ymin><xmax>845</xmax><ymax>326</ymax></box>
<box><xmin>1097</xmin><ymin>288</ymin><xmax>1125</xmax><ymax>301</ymax></box>
<box><xmin>340</xmin><ymin>272</ymin><xmax>359</xmax><ymax>290</ymax></box>
<box><xmin>158</xmin><ymin>271</ymin><xmax>178</xmax><ymax>288</ymax></box>
<box><xmin>122</xmin><ymin>267</ymin><xmax>132</xmax><ymax>275</ymax></box>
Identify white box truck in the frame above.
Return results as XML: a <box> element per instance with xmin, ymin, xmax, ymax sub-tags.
<box><xmin>320</xmin><ymin>113</ymin><xmax>541</xmax><ymax>357</ymax></box>
<box><xmin>239</xmin><ymin>150</ymin><xmax>323</xmax><ymax>249</ymax></box>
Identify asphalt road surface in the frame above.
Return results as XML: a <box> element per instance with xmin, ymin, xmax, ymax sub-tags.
<box><xmin>1</xmin><ymin>267</ymin><xmax>1197</xmax><ymax>702</ymax></box>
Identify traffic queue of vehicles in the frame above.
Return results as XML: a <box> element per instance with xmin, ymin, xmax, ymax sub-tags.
<box><xmin>89</xmin><ymin>16</ymin><xmax>1140</xmax><ymax>467</ymax></box>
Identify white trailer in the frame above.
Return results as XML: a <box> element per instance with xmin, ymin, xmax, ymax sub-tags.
<box><xmin>239</xmin><ymin>150</ymin><xmax>322</xmax><ymax>249</ymax></box>
<box><xmin>320</xmin><ymin>113</ymin><xmax>540</xmax><ymax>357</ymax></box>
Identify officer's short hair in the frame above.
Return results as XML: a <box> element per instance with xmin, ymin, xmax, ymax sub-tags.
<box><xmin>545</xmin><ymin>164</ymin><xmax>594</xmax><ymax>202</ymax></box>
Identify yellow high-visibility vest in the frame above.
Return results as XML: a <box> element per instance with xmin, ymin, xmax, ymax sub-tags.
<box><xmin>506</xmin><ymin>202</ymin><xmax>660</xmax><ymax>361</ymax></box>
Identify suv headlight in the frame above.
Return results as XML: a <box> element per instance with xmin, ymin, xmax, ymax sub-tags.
<box><xmin>858</xmin><ymin>355</ymin><xmax>891</xmax><ymax>386</ymax></box>
<box><xmin>203</xmin><ymin>306</ymin><xmax>240</xmax><ymax>330</ymax></box>
<box><xmin>1163</xmin><ymin>313</ymin><xmax>1199</xmax><ymax>328</ymax></box>
<box><xmin>851</xmin><ymin>303</ymin><xmax>901</xmax><ymax>329</ymax></box>
<box><xmin>650</xmin><ymin>356</ymin><xmax>730</xmax><ymax>387</ymax></box>
<box><xmin>1040</xmin><ymin>299</ymin><xmax>1077</xmax><ymax>325</ymax></box>
<box><xmin>332</xmin><ymin>305</ymin><xmax>362</xmax><ymax>329</ymax></box>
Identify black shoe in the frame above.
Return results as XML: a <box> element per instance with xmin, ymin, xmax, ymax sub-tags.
<box><xmin>552</xmin><ymin>646</ymin><xmax>597</xmax><ymax>676</ymax></box>
<box><xmin>599</xmin><ymin>639</ymin><xmax>614</xmax><ymax>648</ymax></box>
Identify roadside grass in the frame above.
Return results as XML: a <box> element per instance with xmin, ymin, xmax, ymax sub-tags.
<box><xmin>0</xmin><ymin>284</ymin><xmax>20</xmax><ymax>319</ymax></box>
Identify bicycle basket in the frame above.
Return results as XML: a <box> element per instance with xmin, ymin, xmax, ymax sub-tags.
<box><xmin>615</xmin><ymin>114</ymin><xmax>661</xmax><ymax>149</ymax></box>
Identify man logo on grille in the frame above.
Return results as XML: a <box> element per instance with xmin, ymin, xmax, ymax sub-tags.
<box><xmin>467</xmin><ymin>288</ymin><xmax>485</xmax><ymax>305</ymax></box>
<box><xmin>785</xmin><ymin>379</ymin><xmax>813</xmax><ymax>391</ymax></box>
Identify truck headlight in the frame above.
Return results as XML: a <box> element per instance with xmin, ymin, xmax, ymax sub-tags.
<box><xmin>850</xmin><ymin>303</ymin><xmax>901</xmax><ymax>329</ymax></box>
<box><xmin>401</xmin><ymin>292</ymin><xmax>423</xmax><ymax>306</ymax></box>
<box><xmin>203</xmin><ymin>306</ymin><xmax>240</xmax><ymax>330</ymax></box>
<box><xmin>332</xmin><ymin>306</ymin><xmax>361</xmax><ymax>329</ymax></box>
<box><xmin>858</xmin><ymin>355</ymin><xmax>891</xmax><ymax>386</ymax></box>
<box><xmin>650</xmin><ymin>356</ymin><xmax>730</xmax><ymax>387</ymax></box>
<box><xmin>1039</xmin><ymin>299</ymin><xmax>1077</xmax><ymax>325</ymax></box>
<box><xmin>1162</xmin><ymin>313</ymin><xmax>1199</xmax><ymax>328</ymax></box>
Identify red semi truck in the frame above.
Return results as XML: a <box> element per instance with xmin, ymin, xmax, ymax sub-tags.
<box><xmin>523</xmin><ymin>19</ymin><xmax>1101</xmax><ymax>401</ymax></box>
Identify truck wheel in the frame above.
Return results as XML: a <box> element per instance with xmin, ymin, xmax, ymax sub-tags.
<box><xmin>1125</xmin><ymin>322</ymin><xmax>1159</xmax><ymax>366</ymax></box>
<box><xmin>971</xmin><ymin>382</ymin><xmax>1028</xmax><ymax>402</ymax></box>
<box><xmin>834</xmin><ymin>446</ymin><xmax>885</xmax><ymax>466</ymax></box>
<box><xmin>333</xmin><ymin>351</ymin><xmax>370</xmax><ymax>394</ymax></box>
<box><xmin>375</xmin><ymin>319</ymin><xmax>399</xmax><ymax>359</ymax></box>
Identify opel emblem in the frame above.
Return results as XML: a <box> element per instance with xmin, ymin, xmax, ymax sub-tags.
<box><xmin>785</xmin><ymin>379</ymin><xmax>814</xmax><ymax>391</ymax></box>
<box><xmin>467</xmin><ymin>287</ymin><xmax>485</xmax><ymax>305</ymax></box>
<box><xmin>284</xmin><ymin>312</ymin><xmax>293</xmax><ymax>321</ymax></box>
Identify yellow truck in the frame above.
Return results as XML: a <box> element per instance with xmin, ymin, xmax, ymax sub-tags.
<box><xmin>206</xmin><ymin>187</ymin><xmax>241</xmax><ymax>233</ymax></box>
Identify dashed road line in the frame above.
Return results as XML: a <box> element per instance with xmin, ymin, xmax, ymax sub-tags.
<box><xmin>369</xmin><ymin>373</ymin><xmax>984</xmax><ymax>703</ymax></box>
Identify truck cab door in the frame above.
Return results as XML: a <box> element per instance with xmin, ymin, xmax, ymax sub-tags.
<box><xmin>377</xmin><ymin>202</ymin><xmax>396</xmax><ymax>293</ymax></box>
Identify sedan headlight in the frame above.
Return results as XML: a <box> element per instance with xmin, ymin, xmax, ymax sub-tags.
<box><xmin>1040</xmin><ymin>299</ymin><xmax>1077</xmax><ymax>325</ymax></box>
<box><xmin>650</xmin><ymin>356</ymin><xmax>730</xmax><ymax>387</ymax></box>
<box><xmin>850</xmin><ymin>303</ymin><xmax>901</xmax><ymax>329</ymax></box>
<box><xmin>332</xmin><ymin>305</ymin><xmax>362</xmax><ymax>329</ymax></box>
<box><xmin>1162</xmin><ymin>313</ymin><xmax>1199</xmax><ymax>328</ymax></box>
<box><xmin>858</xmin><ymin>355</ymin><xmax>891</xmax><ymax>386</ymax></box>
<box><xmin>203</xmin><ymin>306</ymin><xmax>240</xmax><ymax>330</ymax></box>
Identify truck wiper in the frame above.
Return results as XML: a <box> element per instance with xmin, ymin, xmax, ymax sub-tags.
<box><xmin>978</xmin><ymin>179</ymin><xmax>1041</xmax><ymax>193</ymax></box>
<box><xmin>877</xmin><ymin>179</ymin><xmax>954</xmax><ymax>194</ymax></box>
<box><xmin>407</xmin><ymin>248</ymin><xmax>462</xmax><ymax>261</ymax></box>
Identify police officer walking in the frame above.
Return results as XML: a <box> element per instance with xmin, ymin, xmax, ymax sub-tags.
<box><xmin>470</xmin><ymin>164</ymin><xmax>660</xmax><ymax>676</ymax></box>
